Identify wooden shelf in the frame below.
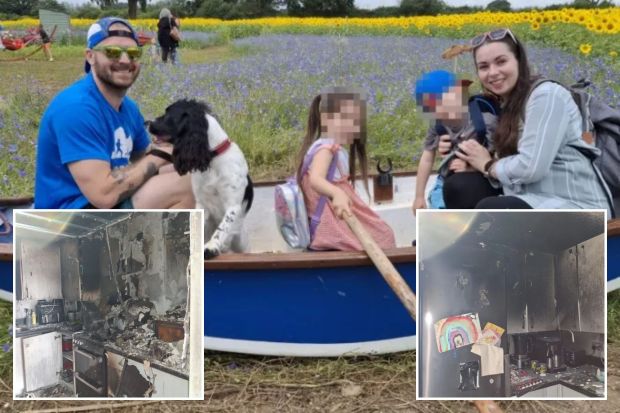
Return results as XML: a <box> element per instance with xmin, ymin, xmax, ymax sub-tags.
<box><xmin>62</xmin><ymin>351</ymin><xmax>73</xmax><ymax>362</ymax></box>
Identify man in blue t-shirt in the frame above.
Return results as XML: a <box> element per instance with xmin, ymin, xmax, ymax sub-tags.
<box><xmin>35</xmin><ymin>17</ymin><xmax>194</xmax><ymax>209</ymax></box>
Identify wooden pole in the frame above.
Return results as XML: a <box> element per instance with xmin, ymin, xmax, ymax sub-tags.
<box><xmin>343</xmin><ymin>213</ymin><xmax>416</xmax><ymax>320</ymax></box>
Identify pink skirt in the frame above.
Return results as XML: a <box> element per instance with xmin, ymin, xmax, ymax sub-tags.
<box><xmin>302</xmin><ymin>177</ymin><xmax>396</xmax><ymax>251</ymax></box>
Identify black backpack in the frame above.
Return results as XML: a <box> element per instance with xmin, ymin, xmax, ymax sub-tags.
<box><xmin>529</xmin><ymin>78</ymin><xmax>620</xmax><ymax>200</ymax></box>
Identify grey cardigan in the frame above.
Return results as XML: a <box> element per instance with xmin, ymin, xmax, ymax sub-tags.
<box><xmin>494</xmin><ymin>82</ymin><xmax>612</xmax><ymax>216</ymax></box>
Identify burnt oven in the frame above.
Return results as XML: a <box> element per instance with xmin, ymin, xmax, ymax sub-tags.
<box><xmin>73</xmin><ymin>333</ymin><xmax>106</xmax><ymax>397</ymax></box>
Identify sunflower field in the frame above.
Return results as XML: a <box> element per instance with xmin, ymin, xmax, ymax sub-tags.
<box><xmin>1</xmin><ymin>8</ymin><xmax>619</xmax><ymax>196</ymax></box>
<box><xmin>3</xmin><ymin>7</ymin><xmax>620</xmax><ymax>57</ymax></box>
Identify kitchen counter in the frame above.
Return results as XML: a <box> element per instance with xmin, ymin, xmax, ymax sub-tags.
<box><xmin>101</xmin><ymin>325</ymin><xmax>188</xmax><ymax>378</ymax></box>
<box><xmin>511</xmin><ymin>364</ymin><xmax>604</xmax><ymax>398</ymax></box>
<box><xmin>15</xmin><ymin>322</ymin><xmax>83</xmax><ymax>338</ymax></box>
<box><xmin>104</xmin><ymin>344</ymin><xmax>189</xmax><ymax>380</ymax></box>
<box><xmin>15</xmin><ymin>324</ymin><xmax>58</xmax><ymax>338</ymax></box>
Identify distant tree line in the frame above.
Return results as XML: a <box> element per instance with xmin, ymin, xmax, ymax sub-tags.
<box><xmin>0</xmin><ymin>0</ymin><xmax>616</xmax><ymax>21</ymax></box>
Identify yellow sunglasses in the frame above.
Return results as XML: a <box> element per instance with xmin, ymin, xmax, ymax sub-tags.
<box><xmin>92</xmin><ymin>45</ymin><xmax>143</xmax><ymax>61</ymax></box>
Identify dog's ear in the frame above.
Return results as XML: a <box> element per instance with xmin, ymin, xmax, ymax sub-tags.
<box><xmin>173</xmin><ymin>109</ymin><xmax>192</xmax><ymax>139</ymax></box>
<box><xmin>172</xmin><ymin>107</ymin><xmax>213</xmax><ymax>175</ymax></box>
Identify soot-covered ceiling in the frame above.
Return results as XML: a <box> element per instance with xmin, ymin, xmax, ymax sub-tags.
<box><xmin>419</xmin><ymin>211</ymin><xmax>605</xmax><ymax>260</ymax></box>
<box><xmin>464</xmin><ymin>211</ymin><xmax>604</xmax><ymax>253</ymax></box>
<box><xmin>14</xmin><ymin>211</ymin><xmax>134</xmax><ymax>240</ymax></box>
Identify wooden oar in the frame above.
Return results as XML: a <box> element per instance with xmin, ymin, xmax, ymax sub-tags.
<box><xmin>343</xmin><ymin>213</ymin><xmax>416</xmax><ymax>320</ymax></box>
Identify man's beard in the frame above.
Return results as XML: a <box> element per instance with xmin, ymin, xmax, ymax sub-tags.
<box><xmin>92</xmin><ymin>57</ymin><xmax>140</xmax><ymax>93</ymax></box>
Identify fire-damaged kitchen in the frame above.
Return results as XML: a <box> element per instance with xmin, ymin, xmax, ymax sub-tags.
<box><xmin>13</xmin><ymin>210</ymin><xmax>203</xmax><ymax>399</ymax></box>
<box><xmin>418</xmin><ymin>211</ymin><xmax>605</xmax><ymax>399</ymax></box>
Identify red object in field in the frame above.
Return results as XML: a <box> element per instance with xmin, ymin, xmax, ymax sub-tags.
<box><xmin>2</xmin><ymin>37</ymin><xmax>24</xmax><ymax>51</ymax></box>
<box><xmin>62</xmin><ymin>337</ymin><xmax>72</xmax><ymax>352</ymax></box>
<box><xmin>21</xmin><ymin>28</ymin><xmax>39</xmax><ymax>46</ymax></box>
<box><xmin>137</xmin><ymin>32</ymin><xmax>153</xmax><ymax>47</ymax></box>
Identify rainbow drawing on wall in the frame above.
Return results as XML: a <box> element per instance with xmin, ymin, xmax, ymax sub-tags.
<box><xmin>434</xmin><ymin>313</ymin><xmax>482</xmax><ymax>353</ymax></box>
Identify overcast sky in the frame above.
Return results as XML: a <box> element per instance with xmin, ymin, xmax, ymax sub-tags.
<box><xmin>62</xmin><ymin>0</ymin><xmax>620</xmax><ymax>8</ymax></box>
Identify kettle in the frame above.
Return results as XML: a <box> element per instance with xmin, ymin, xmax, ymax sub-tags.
<box><xmin>373</xmin><ymin>158</ymin><xmax>393</xmax><ymax>204</ymax></box>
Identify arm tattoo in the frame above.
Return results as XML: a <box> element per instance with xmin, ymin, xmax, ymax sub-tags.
<box><xmin>113</xmin><ymin>162</ymin><xmax>159</xmax><ymax>205</ymax></box>
<box><xmin>110</xmin><ymin>168</ymin><xmax>128</xmax><ymax>184</ymax></box>
<box><xmin>143</xmin><ymin>162</ymin><xmax>158</xmax><ymax>181</ymax></box>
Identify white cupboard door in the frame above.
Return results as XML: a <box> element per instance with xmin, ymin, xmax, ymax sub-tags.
<box><xmin>560</xmin><ymin>384</ymin><xmax>588</xmax><ymax>398</ymax></box>
<box><xmin>152</xmin><ymin>367</ymin><xmax>189</xmax><ymax>398</ymax></box>
<box><xmin>23</xmin><ymin>332</ymin><xmax>62</xmax><ymax>392</ymax></box>
<box><xmin>13</xmin><ymin>337</ymin><xmax>24</xmax><ymax>396</ymax></box>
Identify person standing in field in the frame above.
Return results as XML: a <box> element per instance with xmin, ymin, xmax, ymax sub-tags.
<box><xmin>38</xmin><ymin>24</ymin><xmax>53</xmax><ymax>62</ymax></box>
<box><xmin>157</xmin><ymin>8</ymin><xmax>180</xmax><ymax>64</ymax></box>
<box><xmin>34</xmin><ymin>17</ymin><xmax>194</xmax><ymax>209</ymax></box>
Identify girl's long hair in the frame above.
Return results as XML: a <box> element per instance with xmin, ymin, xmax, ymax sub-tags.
<box><xmin>296</xmin><ymin>92</ymin><xmax>369</xmax><ymax>197</ymax></box>
<box><xmin>474</xmin><ymin>34</ymin><xmax>535</xmax><ymax>158</ymax></box>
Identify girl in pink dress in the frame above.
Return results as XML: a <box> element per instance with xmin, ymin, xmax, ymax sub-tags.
<box><xmin>296</xmin><ymin>88</ymin><xmax>396</xmax><ymax>251</ymax></box>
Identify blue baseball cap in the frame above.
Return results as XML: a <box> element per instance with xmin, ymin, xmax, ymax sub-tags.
<box><xmin>414</xmin><ymin>70</ymin><xmax>472</xmax><ymax>105</ymax></box>
<box><xmin>85</xmin><ymin>17</ymin><xmax>140</xmax><ymax>73</ymax></box>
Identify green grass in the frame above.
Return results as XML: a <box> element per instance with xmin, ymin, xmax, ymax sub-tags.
<box><xmin>0</xmin><ymin>300</ymin><xmax>11</xmax><ymax>379</ymax></box>
<box><xmin>608</xmin><ymin>290</ymin><xmax>620</xmax><ymax>342</ymax></box>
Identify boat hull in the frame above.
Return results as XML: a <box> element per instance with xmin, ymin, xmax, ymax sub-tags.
<box><xmin>204</xmin><ymin>250</ymin><xmax>417</xmax><ymax>356</ymax></box>
<box><xmin>3</xmin><ymin>196</ymin><xmax>620</xmax><ymax>356</ymax></box>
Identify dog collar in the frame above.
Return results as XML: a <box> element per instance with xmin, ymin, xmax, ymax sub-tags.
<box><xmin>211</xmin><ymin>139</ymin><xmax>232</xmax><ymax>157</ymax></box>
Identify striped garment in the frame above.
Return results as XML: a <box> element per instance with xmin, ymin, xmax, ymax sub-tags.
<box><xmin>493</xmin><ymin>82</ymin><xmax>612</xmax><ymax>216</ymax></box>
<box><xmin>301</xmin><ymin>140</ymin><xmax>396</xmax><ymax>251</ymax></box>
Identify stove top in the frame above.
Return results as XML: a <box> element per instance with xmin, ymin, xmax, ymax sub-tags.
<box><xmin>73</xmin><ymin>331</ymin><xmax>106</xmax><ymax>355</ymax></box>
<box><xmin>510</xmin><ymin>367</ymin><xmax>544</xmax><ymax>394</ymax></box>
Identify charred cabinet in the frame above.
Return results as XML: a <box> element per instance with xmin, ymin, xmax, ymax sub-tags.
<box><xmin>577</xmin><ymin>234</ymin><xmax>605</xmax><ymax>333</ymax></box>
<box><xmin>19</xmin><ymin>240</ymin><xmax>62</xmax><ymax>300</ymax></box>
<box><xmin>506</xmin><ymin>255</ymin><xmax>527</xmax><ymax>334</ymax></box>
<box><xmin>524</xmin><ymin>252</ymin><xmax>556</xmax><ymax>332</ymax></box>
<box><xmin>506</xmin><ymin>252</ymin><xmax>556</xmax><ymax>333</ymax></box>
<box><xmin>555</xmin><ymin>247</ymin><xmax>579</xmax><ymax>331</ymax></box>
<box><xmin>106</xmin><ymin>350</ymin><xmax>189</xmax><ymax>397</ymax></box>
<box><xmin>555</xmin><ymin>234</ymin><xmax>605</xmax><ymax>334</ymax></box>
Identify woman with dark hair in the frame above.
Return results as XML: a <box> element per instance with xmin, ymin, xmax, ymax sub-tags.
<box><xmin>157</xmin><ymin>8</ymin><xmax>179</xmax><ymax>63</ymax></box>
<box><xmin>441</xmin><ymin>28</ymin><xmax>612</xmax><ymax>215</ymax></box>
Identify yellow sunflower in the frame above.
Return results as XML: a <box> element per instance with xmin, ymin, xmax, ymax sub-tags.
<box><xmin>610</xmin><ymin>51</ymin><xmax>618</xmax><ymax>58</ymax></box>
<box><xmin>531</xmin><ymin>22</ymin><xmax>541</xmax><ymax>31</ymax></box>
<box><xmin>579</xmin><ymin>43</ymin><xmax>592</xmax><ymax>55</ymax></box>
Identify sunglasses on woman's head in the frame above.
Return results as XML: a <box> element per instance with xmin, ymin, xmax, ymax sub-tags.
<box><xmin>470</xmin><ymin>29</ymin><xmax>517</xmax><ymax>49</ymax></box>
<box><xmin>92</xmin><ymin>45</ymin><xmax>143</xmax><ymax>61</ymax></box>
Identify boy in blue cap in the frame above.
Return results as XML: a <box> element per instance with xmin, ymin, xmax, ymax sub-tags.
<box><xmin>35</xmin><ymin>17</ymin><xmax>194</xmax><ymax>209</ymax></box>
<box><xmin>412</xmin><ymin>70</ymin><xmax>501</xmax><ymax>212</ymax></box>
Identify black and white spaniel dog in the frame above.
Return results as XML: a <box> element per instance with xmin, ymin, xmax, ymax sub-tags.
<box><xmin>148</xmin><ymin>99</ymin><xmax>253</xmax><ymax>259</ymax></box>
